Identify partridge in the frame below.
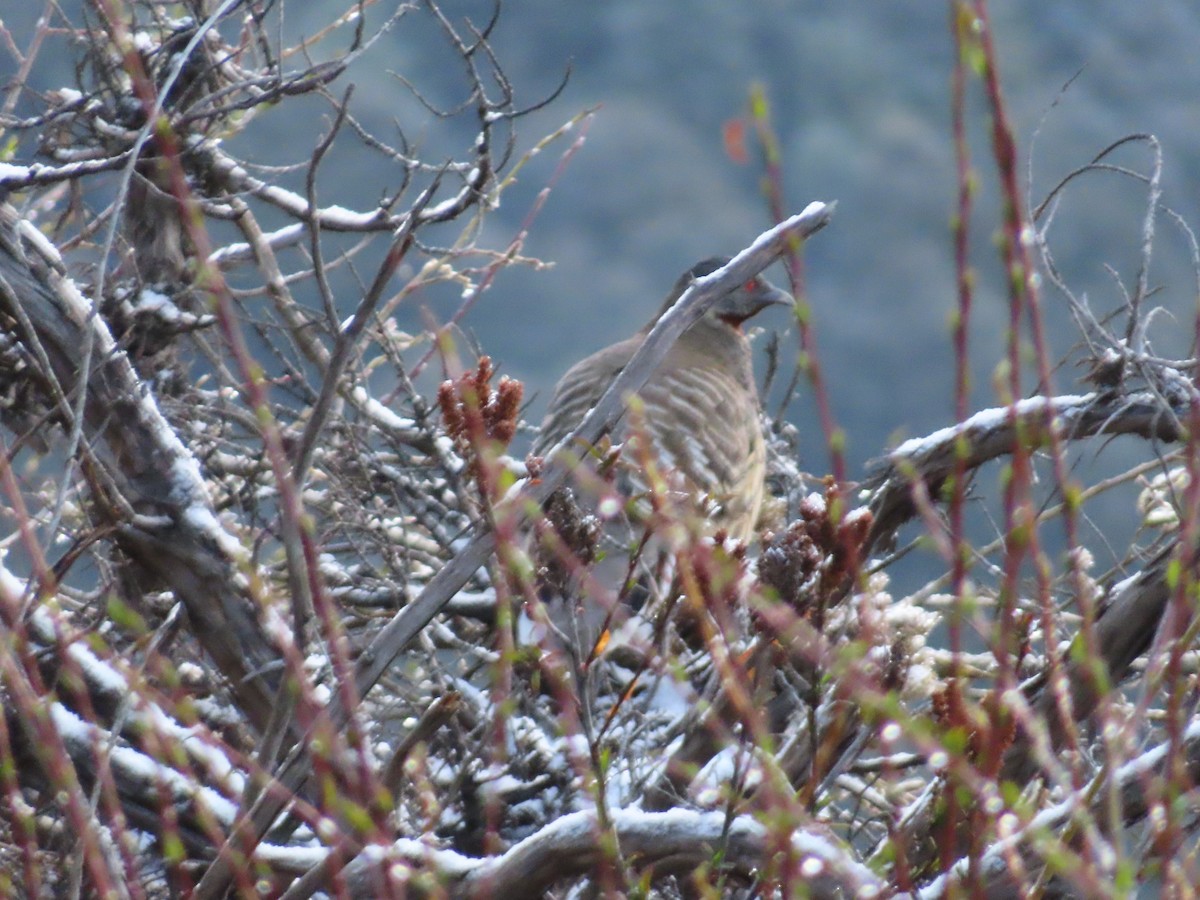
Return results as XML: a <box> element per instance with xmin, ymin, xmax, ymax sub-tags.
<box><xmin>532</xmin><ymin>258</ymin><xmax>791</xmax><ymax>640</ymax></box>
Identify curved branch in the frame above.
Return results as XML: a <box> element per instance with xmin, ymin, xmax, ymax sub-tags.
<box><xmin>867</xmin><ymin>389</ymin><xmax>1187</xmax><ymax>550</ymax></box>
<box><xmin>454</xmin><ymin>808</ymin><xmax>876</xmax><ymax>899</ymax></box>
<box><xmin>927</xmin><ymin>716</ymin><xmax>1200</xmax><ymax>897</ymax></box>
<box><xmin>276</xmin><ymin>808</ymin><xmax>879</xmax><ymax>898</ymax></box>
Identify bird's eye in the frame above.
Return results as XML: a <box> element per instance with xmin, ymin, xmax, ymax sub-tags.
<box><xmin>743</xmin><ymin>280</ymin><xmax>758</xmax><ymax>292</ymax></box>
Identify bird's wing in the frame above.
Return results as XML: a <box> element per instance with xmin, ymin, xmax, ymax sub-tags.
<box><xmin>535</xmin><ymin>331</ymin><xmax>766</xmax><ymax>536</ymax></box>
<box><xmin>637</xmin><ymin>364</ymin><xmax>758</xmax><ymax>498</ymax></box>
<box><xmin>533</xmin><ymin>336</ymin><xmax>640</xmax><ymax>457</ymax></box>
<box><xmin>537</xmin><ymin>343</ymin><xmax>759</xmax><ymax>491</ymax></box>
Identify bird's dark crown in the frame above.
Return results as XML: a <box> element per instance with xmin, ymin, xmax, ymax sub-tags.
<box><xmin>654</xmin><ymin>256</ymin><xmax>793</xmax><ymax>328</ymax></box>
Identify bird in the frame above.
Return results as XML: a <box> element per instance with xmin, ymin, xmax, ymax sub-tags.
<box><xmin>530</xmin><ymin>257</ymin><xmax>792</xmax><ymax>656</ymax></box>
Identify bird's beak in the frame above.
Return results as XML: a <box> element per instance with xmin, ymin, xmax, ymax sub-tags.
<box><xmin>762</xmin><ymin>284</ymin><xmax>794</xmax><ymax>309</ymax></box>
<box><xmin>713</xmin><ymin>278</ymin><xmax>794</xmax><ymax>325</ymax></box>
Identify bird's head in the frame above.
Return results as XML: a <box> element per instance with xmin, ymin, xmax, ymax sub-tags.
<box><xmin>663</xmin><ymin>257</ymin><xmax>793</xmax><ymax>330</ymax></box>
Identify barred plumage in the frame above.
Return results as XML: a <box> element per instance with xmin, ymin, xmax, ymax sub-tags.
<box><xmin>534</xmin><ymin>258</ymin><xmax>790</xmax><ymax>579</ymax></box>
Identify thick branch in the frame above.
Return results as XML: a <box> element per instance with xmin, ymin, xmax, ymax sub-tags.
<box><xmin>0</xmin><ymin>205</ymin><xmax>283</xmax><ymax>733</ymax></box>
<box><xmin>455</xmin><ymin>809</ymin><xmax>874</xmax><ymax>899</ymax></box>
<box><xmin>927</xmin><ymin>716</ymin><xmax>1200</xmax><ymax>897</ymax></box>
<box><xmin>285</xmin><ymin>808</ymin><xmax>876</xmax><ymax>898</ymax></box>
<box><xmin>1001</xmin><ymin>540</ymin><xmax>1178</xmax><ymax>782</ymax></box>
<box><xmin>868</xmin><ymin>390</ymin><xmax>1186</xmax><ymax>549</ymax></box>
